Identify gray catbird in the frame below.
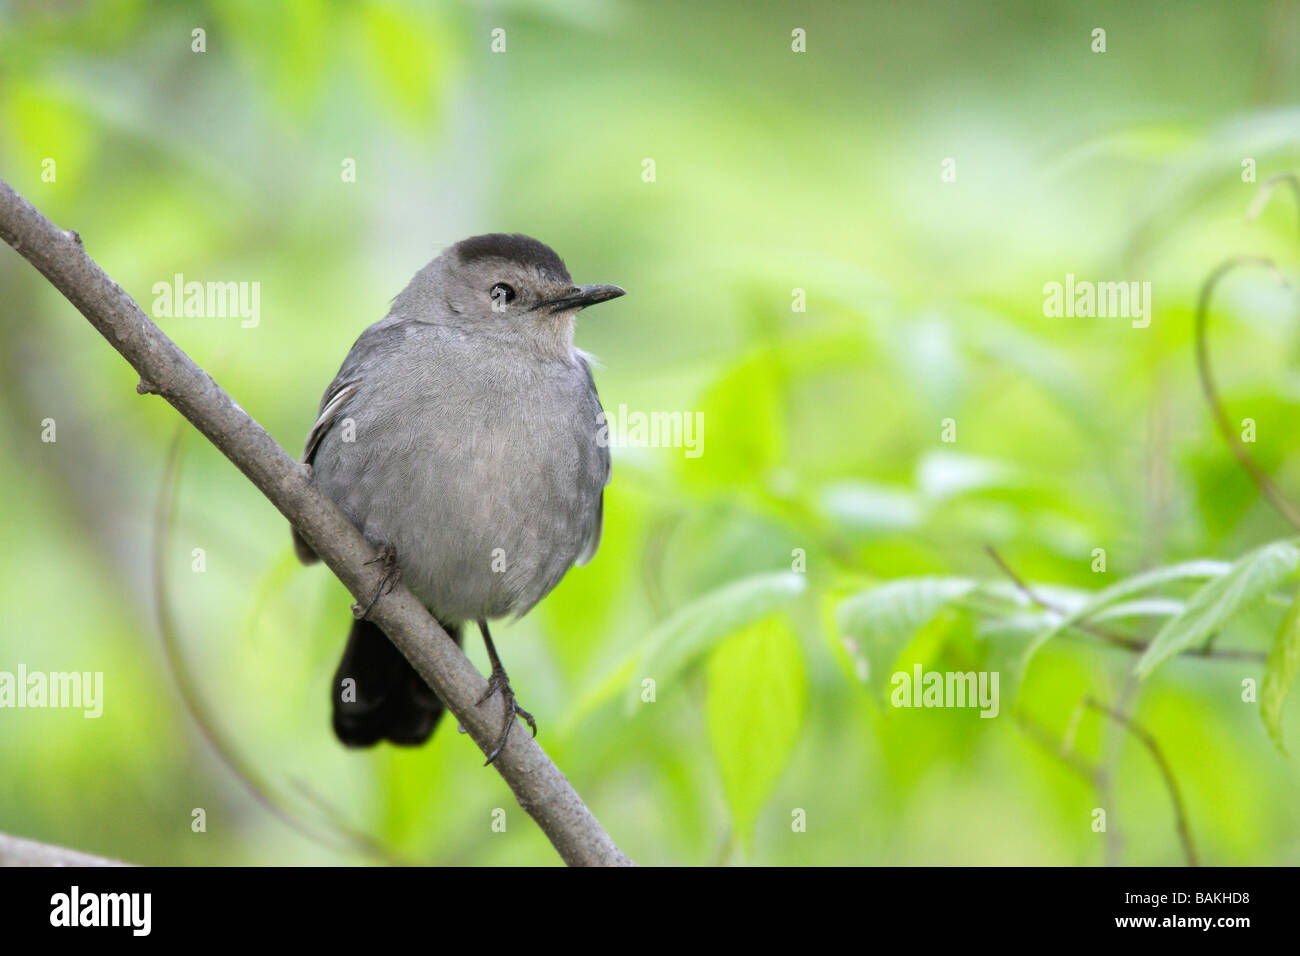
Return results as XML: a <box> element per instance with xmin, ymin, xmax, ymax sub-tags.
<box><xmin>294</xmin><ymin>233</ymin><xmax>623</xmax><ymax>762</ymax></box>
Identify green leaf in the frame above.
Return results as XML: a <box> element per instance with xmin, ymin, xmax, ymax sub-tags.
<box><xmin>819</xmin><ymin>481</ymin><xmax>923</xmax><ymax>534</ymax></box>
<box><xmin>707</xmin><ymin>615</ymin><xmax>807</xmax><ymax>848</ymax></box>
<box><xmin>1021</xmin><ymin>558</ymin><xmax>1231</xmax><ymax>670</ymax></box>
<box><xmin>836</xmin><ymin>577</ymin><xmax>977</xmax><ymax>696</ymax></box>
<box><xmin>632</xmin><ymin>572</ymin><xmax>806</xmax><ymax>713</ymax></box>
<box><xmin>916</xmin><ymin>450</ymin><xmax>1015</xmax><ymax>502</ymax></box>
<box><xmin>361</xmin><ymin>0</ymin><xmax>452</xmax><ymax>130</ymax></box>
<box><xmin>561</xmin><ymin>572</ymin><xmax>806</xmax><ymax>729</ymax></box>
<box><xmin>1135</xmin><ymin>542</ymin><xmax>1300</xmax><ymax>679</ymax></box>
<box><xmin>1090</xmin><ymin>597</ymin><xmax>1185</xmax><ymax>622</ymax></box>
<box><xmin>560</xmin><ymin>655</ymin><xmax>636</xmax><ymax>735</ymax></box>
<box><xmin>1262</xmin><ymin>585</ymin><xmax>1300</xmax><ymax>753</ymax></box>
<box><xmin>683</xmin><ymin>351</ymin><xmax>785</xmax><ymax>493</ymax></box>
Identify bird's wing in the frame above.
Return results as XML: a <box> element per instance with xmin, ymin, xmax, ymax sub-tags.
<box><xmin>303</xmin><ymin>376</ymin><xmax>361</xmax><ymax>465</ymax></box>
<box><xmin>303</xmin><ymin>317</ymin><xmax>410</xmax><ymax>465</ymax></box>
<box><xmin>293</xmin><ymin>374</ymin><xmax>361</xmax><ymax>563</ymax></box>
<box><xmin>575</xmin><ymin>354</ymin><xmax>611</xmax><ymax>567</ymax></box>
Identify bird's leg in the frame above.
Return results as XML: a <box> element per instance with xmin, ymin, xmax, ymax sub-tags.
<box><xmin>352</xmin><ymin>544</ymin><xmax>401</xmax><ymax>620</ymax></box>
<box><xmin>475</xmin><ymin>619</ymin><xmax>537</xmax><ymax>765</ymax></box>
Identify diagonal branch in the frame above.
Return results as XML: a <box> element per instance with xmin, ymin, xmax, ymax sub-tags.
<box><xmin>0</xmin><ymin>832</ymin><xmax>129</xmax><ymax>867</ymax></box>
<box><xmin>0</xmin><ymin>177</ymin><xmax>632</xmax><ymax>867</ymax></box>
<box><xmin>1083</xmin><ymin>696</ymin><xmax>1198</xmax><ymax>867</ymax></box>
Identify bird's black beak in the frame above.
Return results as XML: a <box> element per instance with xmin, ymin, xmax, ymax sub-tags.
<box><xmin>538</xmin><ymin>284</ymin><xmax>626</xmax><ymax>314</ymax></box>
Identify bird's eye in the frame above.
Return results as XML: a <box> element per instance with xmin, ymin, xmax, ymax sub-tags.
<box><xmin>490</xmin><ymin>283</ymin><xmax>516</xmax><ymax>307</ymax></box>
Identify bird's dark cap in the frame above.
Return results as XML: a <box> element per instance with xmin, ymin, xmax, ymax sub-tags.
<box><xmin>453</xmin><ymin>233</ymin><xmax>572</xmax><ymax>283</ymax></box>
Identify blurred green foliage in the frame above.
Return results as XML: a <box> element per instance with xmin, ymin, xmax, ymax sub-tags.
<box><xmin>2</xmin><ymin>0</ymin><xmax>1300</xmax><ymax>865</ymax></box>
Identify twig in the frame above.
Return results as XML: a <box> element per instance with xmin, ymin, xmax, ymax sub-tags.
<box><xmin>983</xmin><ymin>545</ymin><xmax>1141</xmax><ymax>648</ymax></box>
<box><xmin>0</xmin><ymin>176</ymin><xmax>632</xmax><ymax>867</ymax></box>
<box><xmin>1094</xmin><ymin>675</ymin><xmax>1137</xmax><ymax>867</ymax></box>
<box><xmin>983</xmin><ymin>545</ymin><xmax>1266</xmax><ymax>661</ymax></box>
<box><xmin>1193</xmin><ymin>255</ymin><xmax>1300</xmax><ymax>530</ymax></box>
<box><xmin>154</xmin><ymin>429</ymin><xmax>410</xmax><ymax>864</ymax></box>
<box><xmin>1013</xmin><ymin>711</ymin><xmax>1102</xmax><ymax>785</ymax></box>
<box><xmin>1245</xmin><ymin>172</ymin><xmax>1300</xmax><ymax>237</ymax></box>
<box><xmin>1083</xmin><ymin>696</ymin><xmax>1198</xmax><ymax>867</ymax></box>
<box><xmin>287</xmin><ymin>779</ymin><xmax>415</xmax><ymax>864</ymax></box>
<box><xmin>1013</xmin><ymin>709</ymin><xmax>1127</xmax><ymax>864</ymax></box>
<box><xmin>0</xmin><ymin>832</ymin><xmax>129</xmax><ymax>867</ymax></box>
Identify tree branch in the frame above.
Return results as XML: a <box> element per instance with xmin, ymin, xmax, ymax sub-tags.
<box><xmin>0</xmin><ymin>177</ymin><xmax>632</xmax><ymax>867</ymax></box>
<box><xmin>983</xmin><ymin>545</ymin><xmax>1266</xmax><ymax>662</ymax></box>
<box><xmin>1083</xmin><ymin>697</ymin><xmax>1198</xmax><ymax>867</ymax></box>
<box><xmin>0</xmin><ymin>832</ymin><xmax>129</xmax><ymax>867</ymax></box>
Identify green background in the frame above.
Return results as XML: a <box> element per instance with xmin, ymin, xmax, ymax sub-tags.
<box><xmin>2</xmin><ymin>0</ymin><xmax>1299</xmax><ymax>865</ymax></box>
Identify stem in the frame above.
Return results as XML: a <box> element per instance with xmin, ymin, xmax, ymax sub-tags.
<box><xmin>1083</xmin><ymin>697</ymin><xmax>1198</xmax><ymax>867</ymax></box>
<box><xmin>1193</xmin><ymin>255</ymin><xmax>1300</xmax><ymax>530</ymax></box>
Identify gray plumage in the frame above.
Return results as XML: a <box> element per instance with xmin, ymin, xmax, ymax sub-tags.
<box><xmin>297</xmin><ymin>233</ymin><xmax>623</xmax><ymax>749</ymax></box>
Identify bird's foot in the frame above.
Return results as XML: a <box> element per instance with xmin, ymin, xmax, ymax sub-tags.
<box><xmin>476</xmin><ymin>666</ymin><xmax>537</xmax><ymax>765</ymax></box>
<box><xmin>352</xmin><ymin>544</ymin><xmax>401</xmax><ymax>620</ymax></box>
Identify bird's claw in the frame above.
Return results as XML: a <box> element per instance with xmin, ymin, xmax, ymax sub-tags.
<box><xmin>477</xmin><ymin>669</ymin><xmax>536</xmax><ymax>765</ymax></box>
<box><xmin>353</xmin><ymin>545</ymin><xmax>400</xmax><ymax>619</ymax></box>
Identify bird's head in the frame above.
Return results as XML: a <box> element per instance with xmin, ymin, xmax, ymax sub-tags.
<box><xmin>397</xmin><ymin>233</ymin><xmax>624</xmax><ymax>355</ymax></box>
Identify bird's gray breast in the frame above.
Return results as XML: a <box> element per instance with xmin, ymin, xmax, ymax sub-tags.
<box><xmin>311</xmin><ymin>322</ymin><xmax>606</xmax><ymax>623</ymax></box>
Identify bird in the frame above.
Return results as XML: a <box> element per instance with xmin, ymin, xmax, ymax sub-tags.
<box><xmin>294</xmin><ymin>233</ymin><xmax>624</xmax><ymax>762</ymax></box>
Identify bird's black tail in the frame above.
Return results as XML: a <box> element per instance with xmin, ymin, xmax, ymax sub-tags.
<box><xmin>331</xmin><ymin>618</ymin><xmax>461</xmax><ymax>747</ymax></box>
